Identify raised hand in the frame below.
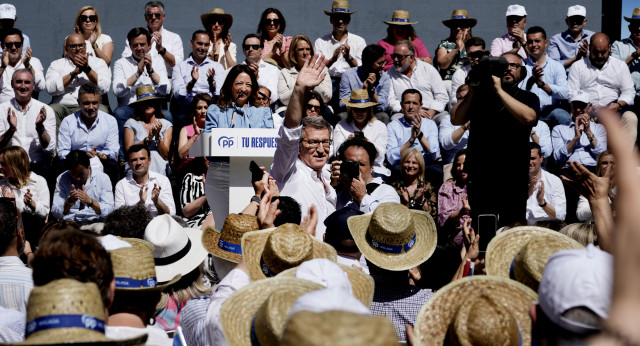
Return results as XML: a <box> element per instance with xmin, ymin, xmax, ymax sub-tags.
<box><xmin>300</xmin><ymin>204</ymin><xmax>317</xmax><ymax>237</ymax></box>
<box><xmin>24</xmin><ymin>188</ymin><xmax>34</xmax><ymax>209</ymax></box>
<box><xmin>151</xmin><ymin>183</ymin><xmax>161</xmax><ymax>203</ymax></box>
<box><xmin>86</xmin><ymin>147</ymin><xmax>97</xmax><ymax>158</ymax></box>
<box><xmin>139</xmin><ymin>185</ymin><xmax>148</xmax><ymax>203</ymax></box>
<box><xmin>191</xmin><ymin>66</ymin><xmax>199</xmax><ymax>81</ymax></box>
<box><xmin>0</xmin><ymin>50</ymin><xmax>8</xmax><ymax>68</ymax></box>
<box><xmin>137</xmin><ymin>57</ymin><xmax>145</xmax><ymax>76</ymax></box>
<box><xmin>363</xmin><ymin>72</ymin><xmax>376</xmax><ymax>91</ymax></box>
<box><xmin>89</xmin><ymin>31</ymin><xmax>98</xmax><ymax>45</ymax></box>
<box><xmin>206</xmin><ymin>68</ymin><xmax>215</xmax><ymax>86</ymax></box>
<box><xmin>455</xmin><ymin>29</ymin><xmax>466</xmax><ymax>49</ymax></box>
<box><xmin>536</xmin><ymin>180</ymin><xmax>545</xmax><ymax>205</ymax></box>
<box><xmin>400</xmin><ymin>187</ymin><xmax>410</xmax><ymax>204</ymax></box>
<box><xmin>577</xmin><ymin>39</ymin><xmax>588</xmax><ymax>59</ymax></box>
<box><xmin>35</xmin><ymin>107</ymin><xmax>47</xmax><ymax>127</ymax></box>
<box><xmin>223</xmin><ymin>34</ymin><xmax>232</xmax><ymax>51</ymax></box>
<box><xmin>144</xmin><ymin>54</ymin><xmax>153</xmax><ymax>72</ymax></box>
<box><xmin>1</xmin><ymin>185</ymin><xmax>14</xmax><ymax>198</ymax></box>
<box><xmin>257</xmin><ymin>186</ymin><xmax>280</xmax><ymax>229</ymax></box>
<box><xmin>7</xmin><ymin>108</ymin><xmax>17</xmax><ymax>129</ymax></box>
<box><xmin>152</xmin><ymin>32</ymin><xmax>163</xmax><ymax>51</ymax></box>
<box><xmin>67</xmin><ymin>184</ymin><xmax>79</xmax><ymax>204</ymax></box>
<box><xmin>23</xmin><ymin>47</ymin><xmax>32</xmax><ymax>69</ymax></box>
<box><xmin>295</xmin><ymin>54</ymin><xmax>327</xmax><ymax>89</ymax></box>
<box><xmin>342</xmin><ymin>43</ymin><xmax>351</xmax><ymax>58</ymax></box>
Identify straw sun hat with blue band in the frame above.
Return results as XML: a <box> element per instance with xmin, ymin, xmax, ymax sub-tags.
<box><xmin>341</xmin><ymin>89</ymin><xmax>377</xmax><ymax>109</ymax></box>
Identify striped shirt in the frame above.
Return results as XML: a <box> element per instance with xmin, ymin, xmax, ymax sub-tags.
<box><xmin>0</xmin><ymin>256</ymin><xmax>33</xmax><ymax>313</ymax></box>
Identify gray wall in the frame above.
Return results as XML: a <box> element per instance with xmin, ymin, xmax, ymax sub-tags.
<box><xmin>18</xmin><ymin>0</ymin><xmax>602</xmax><ymax>104</ymax></box>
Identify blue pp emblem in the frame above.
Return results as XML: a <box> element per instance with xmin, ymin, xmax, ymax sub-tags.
<box><xmin>81</xmin><ymin>315</ymin><xmax>97</xmax><ymax>329</ymax></box>
<box><xmin>218</xmin><ymin>136</ymin><xmax>234</xmax><ymax>148</ymax></box>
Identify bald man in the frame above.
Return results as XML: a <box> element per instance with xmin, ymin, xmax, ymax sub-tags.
<box><xmin>45</xmin><ymin>33</ymin><xmax>111</xmax><ymax>128</ymax></box>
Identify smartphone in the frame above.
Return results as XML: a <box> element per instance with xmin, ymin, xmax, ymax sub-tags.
<box><xmin>249</xmin><ymin>160</ymin><xmax>263</xmax><ymax>183</ymax></box>
<box><xmin>478</xmin><ymin>214</ymin><xmax>497</xmax><ymax>252</ymax></box>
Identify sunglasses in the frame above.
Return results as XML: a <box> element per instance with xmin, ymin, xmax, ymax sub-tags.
<box><xmin>468</xmin><ymin>51</ymin><xmax>486</xmax><ymax>60</ymax></box>
<box><xmin>3</xmin><ymin>41</ymin><xmax>22</xmax><ymax>49</ymax></box>
<box><xmin>306</xmin><ymin>104</ymin><xmax>321</xmax><ymax>111</ymax></box>
<box><xmin>79</xmin><ymin>15</ymin><xmax>97</xmax><ymax>22</ymax></box>
<box><xmin>257</xmin><ymin>91</ymin><xmax>269</xmax><ymax>101</ymax></box>
<box><xmin>243</xmin><ymin>44</ymin><xmax>261</xmax><ymax>51</ymax></box>
<box><xmin>145</xmin><ymin>13</ymin><xmax>162</xmax><ymax>19</ymax></box>
<box><xmin>266</xmin><ymin>18</ymin><xmax>281</xmax><ymax>25</ymax></box>
<box><xmin>391</xmin><ymin>54</ymin><xmax>412</xmax><ymax>61</ymax></box>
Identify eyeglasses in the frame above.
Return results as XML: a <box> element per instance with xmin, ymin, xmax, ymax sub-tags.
<box><xmin>301</xmin><ymin>139</ymin><xmax>332</xmax><ymax>148</ymax></box>
<box><xmin>209</xmin><ymin>18</ymin><xmax>225</xmax><ymax>25</ymax></box>
<box><xmin>79</xmin><ymin>15</ymin><xmax>97</xmax><ymax>22</ymax></box>
<box><xmin>468</xmin><ymin>51</ymin><xmax>486</xmax><ymax>60</ymax></box>
<box><xmin>506</xmin><ymin>62</ymin><xmax>522</xmax><ymax>70</ymax></box>
<box><xmin>257</xmin><ymin>91</ymin><xmax>269</xmax><ymax>101</ymax></box>
<box><xmin>243</xmin><ymin>44</ymin><xmax>261</xmax><ymax>51</ymax></box>
<box><xmin>3</xmin><ymin>41</ymin><xmax>22</xmax><ymax>49</ymax></box>
<box><xmin>145</xmin><ymin>13</ymin><xmax>163</xmax><ymax>19</ymax></box>
<box><xmin>306</xmin><ymin>104</ymin><xmax>321</xmax><ymax>111</ymax></box>
<box><xmin>391</xmin><ymin>54</ymin><xmax>412</xmax><ymax>61</ymax></box>
<box><xmin>266</xmin><ymin>18</ymin><xmax>281</xmax><ymax>25</ymax></box>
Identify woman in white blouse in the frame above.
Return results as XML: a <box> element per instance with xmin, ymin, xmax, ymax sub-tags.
<box><xmin>201</xmin><ymin>8</ymin><xmax>236</xmax><ymax>70</ymax></box>
<box><xmin>333</xmin><ymin>89</ymin><xmax>389</xmax><ymax>177</ymax></box>
<box><xmin>71</xmin><ymin>6</ymin><xmax>114</xmax><ymax>66</ymax></box>
<box><xmin>0</xmin><ymin>146</ymin><xmax>50</xmax><ymax>246</ymax></box>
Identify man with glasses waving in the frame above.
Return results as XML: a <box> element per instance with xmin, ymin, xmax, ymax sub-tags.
<box><xmin>239</xmin><ymin>34</ymin><xmax>279</xmax><ymax>105</ymax></box>
<box><xmin>0</xmin><ymin>28</ymin><xmax>44</xmax><ymax>104</ymax></box>
<box><xmin>271</xmin><ymin>54</ymin><xmax>335</xmax><ymax>240</ymax></box>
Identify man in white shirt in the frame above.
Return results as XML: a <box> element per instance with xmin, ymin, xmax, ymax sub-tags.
<box><xmin>387</xmin><ymin>40</ymin><xmax>449</xmax><ymax>125</ymax></box>
<box><xmin>0</xmin><ymin>199</ymin><xmax>32</xmax><ymax>314</ymax></box>
<box><xmin>526</xmin><ymin>142</ymin><xmax>566</xmax><ymax>225</ymax></box>
<box><xmin>0</xmin><ymin>28</ymin><xmax>43</xmax><ymax>104</ymax></box>
<box><xmin>240</xmin><ymin>34</ymin><xmax>279</xmax><ymax>105</ymax></box>
<box><xmin>45</xmin><ymin>33</ymin><xmax>110</xmax><ymax>129</ymax></box>
<box><xmin>271</xmin><ymin>55</ymin><xmax>336</xmax><ymax>239</ymax></box>
<box><xmin>0</xmin><ymin>4</ymin><xmax>30</xmax><ymax>55</ymax></box>
<box><xmin>114</xmin><ymin>144</ymin><xmax>175</xmax><ymax>217</ymax></box>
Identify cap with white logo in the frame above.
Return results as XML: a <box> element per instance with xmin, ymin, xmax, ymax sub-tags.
<box><xmin>506</xmin><ymin>4</ymin><xmax>527</xmax><ymax>17</ymax></box>
<box><xmin>0</xmin><ymin>4</ymin><xmax>16</xmax><ymax>20</ymax></box>
<box><xmin>567</xmin><ymin>5</ymin><xmax>586</xmax><ymax>17</ymax></box>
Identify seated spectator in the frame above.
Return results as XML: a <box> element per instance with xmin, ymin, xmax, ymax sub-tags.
<box><xmin>0</xmin><ymin>146</ymin><xmax>49</xmax><ymax>245</ymax></box>
<box><xmin>611</xmin><ymin>10</ymin><xmax>640</xmax><ymax>109</ymax></box>
<box><xmin>437</xmin><ymin>149</ymin><xmax>469</xmax><ymax>246</ymax></box>
<box><xmin>559</xmin><ymin>222</ymin><xmax>597</xmax><ymax>246</ymax></box>
<box><xmin>449</xmin><ymin>37</ymin><xmax>485</xmax><ymax>108</ymax></box>
<box><xmin>45</xmin><ymin>33</ymin><xmax>110</xmax><ymax>128</ymax></box>
<box><xmin>390</xmin><ymin>147</ymin><xmax>437</xmax><ymax>218</ymax></box>
<box><xmin>278</xmin><ymin>35</ymin><xmax>332</xmax><ymax>107</ymax></box>
<box><xmin>57</xmin><ymin>83</ymin><xmax>119</xmax><ymax>183</ymax></box>
<box><xmin>323</xmin><ymin>207</ymin><xmax>368</xmax><ymax>273</ymax></box>
<box><xmin>0</xmin><ymin>4</ymin><xmax>29</xmax><ymax>55</ymax></box>
<box><xmin>548</xmin><ymin>5</ymin><xmax>594</xmax><ymax>70</ymax></box>
<box><xmin>0</xmin><ymin>28</ymin><xmax>44</xmax><ymax>103</ymax></box>
<box><xmin>0</xmin><ymin>198</ymin><xmax>32</xmax><ymax>313</ymax></box>
<box><xmin>177</xmin><ymin>93</ymin><xmax>212</xmax><ymax>167</ymax></box>
<box><xmin>101</xmin><ymin>204</ymin><xmax>151</xmax><ymax>239</ymax></box>
<box><xmin>115</xmin><ymin>144</ymin><xmax>175</xmax><ymax>217</ymax></box>
<box><xmin>435</xmin><ymin>9</ymin><xmax>476</xmax><ymax>81</ymax></box>
<box><xmin>257</xmin><ymin>8</ymin><xmax>292</xmax><ymax>68</ymax></box>
<box><xmin>304</xmin><ymin>91</ymin><xmax>338</xmax><ymax>126</ymax></box>
<box><xmin>377</xmin><ymin>10</ymin><xmax>432</xmax><ymax>70</ymax></box>
<box><xmin>491</xmin><ymin>4</ymin><xmax>528</xmax><ymax>59</ymax></box>
<box><xmin>576</xmin><ymin>150</ymin><xmax>615</xmax><ymax>222</ymax></box>
<box><xmin>530</xmin><ymin>118</ymin><xmax>553</xmax><ymax>159</ymax></box>
<box><xmin>256</xmin><ymin>86</ymin><xmax>281</xmax><ymax>129</ymax></box>
<box><xmin>180</xmin><ymin>157</ymin><xmax>212</xmax><ymax>228</ymax></box>
<box><xmin>71</xmin><ymin>6</ymin><xmax>113</xmax><ymax>66</ymax></box>
<box><xmin>240</xmin><ymin>34</ymin><xmax>279</xmax><ymax>105</ymax></box>
<box><xmin>527</xmin><ymin>142</ymin><xmax>566</xmax><ymax>225</ymax></box>
<box><xmin>52</xmin><ymin>150</ymin><xmax>114</xmax><ymax>224</ymax></box>
<box><xmin>200</xmin><ymin>8</ymin><xmax>236</xmax><ymax>69</ymax></box>
<box><xmin>124</xmin><ymin>86</ymin><xmax>172</xmax><ymax>175</ymax></box>
<box><xmin>333</xmin><ymin>89</ymin><xmax>389</xmax><ymax>177</ymax></box>
<box><xmin>439</xmin><ymin>84</ymin><xmax>469</xmax><ymax>177</ymax></box>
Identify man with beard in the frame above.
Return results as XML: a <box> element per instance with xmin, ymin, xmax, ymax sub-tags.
<box><xmin>0</xmin><ymin>28</ymin><xmax>44</xmax><ymax>103</ymax></box>
<box><xmin>451</xmin><ymin>52</ymin><xmax>539</xmax><ymax>231</ymax></box>
<box><xmin>611</xmin><ymin>10</ymin><xmax>640</xmax><ymax>111</ymax></box>
<box><xmin>338</xmin><ymin>44</ymin><xmax>390</xmax><ymax>124</ymax></box>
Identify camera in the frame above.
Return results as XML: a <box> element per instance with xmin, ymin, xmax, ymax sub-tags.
<box><xmin>340</xmin><ymin>160</ymin><xmax>360</xmax><ymax>180</ymax></box>
<box><xmin>354</xmin><ymin>131</ymin><xmax>365</xmax><ymax>139</ymax></box>
<box><xmin>466</xmin><ymin>55</ymin><xmax>508</xmax><ymax>88</ymax></box>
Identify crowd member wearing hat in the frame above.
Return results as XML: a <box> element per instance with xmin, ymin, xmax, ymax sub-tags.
<box><xmin>124</xmin><ymin>85</ymin><xmax>172</xmax><ymax>175</ymax></box>
<box><xmin>0</xmin><ymin>198</ymin><xmax>32</xmax><ymax>314</ymax></box>
<box><xmin>0</xmin><ymin>28</ymin><xmax>45</xmax><ymax>104</ymax></box>
<box><xmin>102</xmin><ymin>204</ymin><xmax>152</xmax><ymax>239</ymax></box>
<box><xmin>324</xmin><ymin>207</ymin><xmax>368</xmax><ymax>272</ymax></box>
<box><xmin>612</xmin><ymin>8</ymin><xmax>640</xmax><ymax>110</ymax></box>
<box><xmin>0</xmin><ymin>4</ymin><xmax>30</xmax><ymax>55</ymax></box>
<box><xmin>333</xmin><ymin>89</ymin><xmax>389</xmax><ymax>177</ymax></box>
<box><xmin>548</xmin><ymin>5</ymin><xmax>594</xmax><ymax>70</ymax></box>
<box><xmin>201</xmin><ymin>8</ymin><xmax>236</xmax><ymax>70</ymax></box>
<box><xmin>114</xmin><ymin>145</ymin><xmax>175</xmax><ymax>217</ymax></box>
<box><xmin>240</xmin><ymin>33</ymin><xmax>279</xmax><ymax>105</ymax></box>
<box><xmin>348</xmin><ymin>202</ymin><xmax>437</xmax><ymax>341</ymax></box>
<box><xmin>257</xmin><ymin>8</ymin><xmax>292</xmax><ymax>68</ymax></box>
<box><xmin>491</xmin><ymin>4</ymin><xmax>528</xmax><ymax>59</ymax></box>
<box><xmin>526</xmin><ymin>142</ymin><xmax>566</xmax><ymax>225</ymax></box>
<box><xmin>435</xmin><ymin>9</ymin><xmax>476</xmax><ymax>81</ymax></box>
<box><xmin>377</xmin><ymin>10</ymin><xmax>431</xmax><ymax>72</ymax></box>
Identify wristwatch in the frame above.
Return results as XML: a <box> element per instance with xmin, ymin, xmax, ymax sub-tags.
<box><xmin>538</xmin><ymin>200</ymin><xmax>547</xmax><ymax>207</ymax></box>
<box><xmin>417</xmin><ymin>132</ymin><xmax>424</xmax><ymax>140</ymax></box>
<box><xmin>251</xmin><ymin>196</ymin><xmax>261</xmax><ymax>204</ymax></box>
<box><xmin>158</xmin><ymin>47</ymin><xmax>167</xmax><ymax>56</ymax></box>
<box><xmin>81</xmin><ymin>65</ymin><xmax>92</xmax><ymax>74</ymax></box>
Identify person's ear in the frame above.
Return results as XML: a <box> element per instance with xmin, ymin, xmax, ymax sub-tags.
<box><xmin>529</xmin><ymin>302</ymin><xmax>538</xmax><ymax>326</ymax></box>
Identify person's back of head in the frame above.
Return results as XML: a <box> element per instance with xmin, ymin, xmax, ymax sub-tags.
<box><xmin>102</xmin><ymin>205</ymin><xmax>152</xmax><ymax>239</ymax></box>
<box><xmin>0</xmin><ymin>198</ymin><xmax>18</xmax><ymax>256</ymax></box>
<box><xmin>272</xmin><ymin>196</ymin><xmax>302</xmax><ymax>226</ymax></box>
<box><xmin>324</xmin><ymin>207</ymin><xmax>363</xmax><ymax>254</ymax></box>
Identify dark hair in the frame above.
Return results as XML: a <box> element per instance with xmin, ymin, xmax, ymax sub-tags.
<box><xmin>305</xmin><ymin>92</ymin><xmax>327</xmax><ymax>117</ymax></box>
<box><xmin>242</xmin><ymin>33</ymin><xmax>264</xmax><ymax>49</ymax></box>
<box><xmin>102</xmin><ymin>205</ymin><xmax>152</xmax><ymax>239</ymax></box>
<box><xmin>39</xmin><ymin>221</ymin><xmax>81</xmax><ymax>243</ymax></box>
<box><xmin>189</xmin><ymin>93</ymin><xmax>214</xmax><ymax>121</ymax></box>
<box><xmin>127</xmin><ymin>27</ymin><xmax>151</xmax><ymax>45</ymax></box>
<box><xmin>385</xmin><ymin>25</ymin><xmax>418</xmax><ymax>44</ymax></box>
<box><xmin>418</xmin><ymin>241</ymin><xmax>462</xmax><ymax>290</ymax></box>
<box><xmin>526</xmin><ymin>26</ymin><xmax>547</xmax><ymax>40</ymax></box>
<box><xmin>191</xmin><ymin>29</ymin><xmax>209</xmax><ymax>41</ymax></box>
<box><xmin>127</xmin><ymin>144</ymin><xmax>150</xmax><ymax>160</ymax></box>
<box><xmin>204</xmin><ymin>14</ymin><xmax>229</xmax><ymax>40</ymax></box>
<box><xmin>64</xmin><ymin>150</ymin><xmax>90</xmax><ymax>171</ymax></box>
<box><xmin>33</xmin><ymin>229</ymin><xmax>114</xmax><ymax>308</ymax></box>
<box><xmin>257</xmin><ymin>8</ymin><xmax>286</xmax><ymax>40</ymax></box>
<box><xmin>0</xmin><ymin>199</ymin><xmax>18</xmax><ymax>254</ymax></box>
<box><xmin>451</xmin><ymin>149</ymin><xmax>467</xmax><ymax>183</ymax></box>
<box><xmin>1</xmin><ymin>27</ymin><xmax>23</xmax><ymax>45</ymax></box>
<box><xmin>338</xmin><ymin>137</ymin><xmax>378</xmax><ymax>166</ymax></box>
<box><xmin>362</xmin><ymin>44</ymin><xmax>386</xmax><ymax>70</ymax></box>
<box><xmin>465</xmin><ymin>37</ymin><xmax>486</xmax><ymax>50</ymax></box>
<box><xmin>78</xmin><ymin>83</ymin><xmax>101</xmax><ymax>99</ymax></box>
<box><xmin>529</xmin><ymin>142</ymin><xmax>543</xmax><ymax>158</ymax></box>
<box><xmin>272</xmin><ymin>196</ymin><xmax>302</xmax><ymax>226</ymax></box>
<box><xmin>110</xmin><ymin>290</ymin><xmax>162</xmax><ymax>326</ymax></box>
<box><xmin>534</xmin><ymin>219</ymin><xmax>567</xmax><ymax>232</ymax></box>
<box><xmin>217</xmin><ymin>65</ymin><xmax>259</xmax><ymax>110</ymax></box>
<box><xmin>402</xmin><ymin>88</ymin><xmax>422</xmax><ymax>105</ymax></box>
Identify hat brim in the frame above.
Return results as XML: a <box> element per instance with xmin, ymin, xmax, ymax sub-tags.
<box><xmin>414</xmin><ymin>276</ymin><xmax>538</xmax><ymax>345</ymax></box>
<box><xmin>115</xmin><ymin>274</ymin><xmax>181</xmax><ymax>292</ymax></box>
<box><xmin>200</xmin><ymin>13</ymin><xmax>233</xmax><ymax>29</ymax></box>
<box><xmin>202</xmin><ymin>226</ymin><xmax>242</xmax><ymax>263</ymax></box>
<box><xmin>324</xmin><ymin>10</ymin><xmax>356</xmax><ymax>15</ymax></box>
<box><xmin>277</xmin><ymin>263</ymin><xmax>375</xmax><ymax>307</ymax></box>
<box><xmin>384</xmin><ymin>20</ymin><xmax>418</xmax><ymax>25</ymax></box>
<box><xmin>220</xmin><ymin>277</ymin><xmax>325</xmax><ymax>346</ymax></box>
<box><xmin>128</xmin><ymin>96</ymin><xmax>164</xmax><ymax>108</ymax></box>
<box><xmin>485</xmin><ymin>226</ymin><xmax>584</xmax><ymax>279</ymax></box>
<box><xmin>347</xmin><ymin>209</ymin><xmax>437</xmax><ymax>271</ymax></box>
<box><xmin>624</xmin><ymin>16</ymin><xmax>640</xmax><ymax>22</ymax></box>
<box><xmin>341</xmin><ymin>98</ymin><xmax>378</xmax><ymax>108</ymax></box>
<box><xmin>20</xmin><ymin>328</ymin><xmax>148</xmax><ymax>345</ymax></box>
<box><xmin>154</xmin><ymin>227</ymin><xmax>209</xmax><ymax>283</ymax></box>
<box><xmin>442</xmin><ymin>18</ymin><xmax>477</xmax><ymax>28</ymax></box>
<box><xmin>241</xmin><ymin>228</ymin><xmax>338</xmax><ymax>281</ymax></box>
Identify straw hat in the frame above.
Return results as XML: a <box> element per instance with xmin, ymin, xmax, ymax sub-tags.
<box><xmin>241</xmin><ymin>223</ymin><xmax>337</xmax><ymax>281</ymax></box>
<box><xmin>108</xmin><ymin>246</ymin><xmax>180</xmax><ymax>291</ymax></box>
<box><xmin>128</xmin><ymin>85</ymin><xmax>163</xmax><ymax>107</ymax></box>
<box><xmin>485</xmin><ymin>226</ymin><xmax>584</xmax><ymax>291</ymax></box>
<box><xmin>144</xmin><ymin>214</ymin><xmax>208</xmax><ymax>283</ymax></box>
<box><xmin>220</xmin><ymin>277</ymin><xmax>325</xmax><ymax>346</ymax></box>
<box><xmin>281</xmin><ymin>310</ymin><xmax>399</xmax><ymax>346</ymax></box>
<box><xmin>341</xmin><ymin>89</ymin><xmax>377</xmax><ymax>108</ymax></box>
<box><xmin>414</xmin><ymin>276</ymin><xmax>538</xmax><ymax>346</ymax></box>
<box><xmin>202</xmin><ymin>214</ymin><xmax>259</xmax><ymax>263</ymax></box>
<box><xmin>384</xmin><ymin>10</ymin><xmax>417</xmax><ymax>26</ymax></box>
<box><xmin>442</xmin><ymin>9</ymin><xmax>477</xmax><ymax>28</ymax></box>
<box><xmin>277</xmin><ymin>260</ymin><xmax>375</xmax><ymax>307</ymax></box>
<box><xmin>624</xmin><ymin>8</ymin><xmax>640</xmax><ymax>22</ymax></box>
<box><xmin>22</xmin><ymin>278</ymin><xmax>147</xmax><ymax>345</ymax></box>
<box><xmin>347</xmin><ymin>203</ymin><xmax>437</xmax><ymax>271</ymax></box>
<box><xmin>324</xmin><ymin>0</ymin><xmax>356</xmax><ymax>15</ymax></box>
<box><xmin>200</xmin><ymin>8</ymin><xmax>233</xmax><ymax>29</ymax></box>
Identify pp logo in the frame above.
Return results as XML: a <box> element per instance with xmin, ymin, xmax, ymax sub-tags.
<box><xmin>218</xmin><ymin>136</ymin><xmax>234</xmax><ymax>148</ymax></box>
<box><xmin>219</xmin><ymin>239</ymin><xmax>224</xmax><ymax>248</ymax></box>
<box><xmin>407</xmin><ymin>238</ymin><xmax>415</xmax><ymax>248</ymax></box>
<box><xmin>26</xmin><ymin>320</ymin><xmax>36</xmax><ymax>334</ymax></box>
<box><xmin>371</xmin><ymin>239</ymin><xmax>379</xmax><ymax>248</ymax></box>
<box><xmin>81</xmin><ymin>315</ymin><xmax>97</xmax><ymax>329</ymax></box>
<box><xmin>261</xmin><ymin>263</ymin><xmax>269</xmax><ymax>275</ymax></box>
<box><xmin>146</xmin><ymin>278</ymin><xmax>157</xmax><ymax>287</ymax></box>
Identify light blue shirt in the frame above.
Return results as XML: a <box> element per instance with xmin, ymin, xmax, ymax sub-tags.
<box><xmin>339</xmin><ymin>67</ymin><xmax>390</xmax><ymax>113</ymax></box>
<box><xmin>551</xmin><ymin>121</ymin><xmax>607</xmax><ymax>167</ymax></box>
<box><xmin>531</xmin><ymin>120</ymin><xmax>552</xmax><ymax>159</ymax></box>
<box><xmin>386</xmin><ymin>116</ymin><xmax>440</xmax><ymax>165</ymax></box>
<box><xmin>57</xmin><ymin>110</ymin><xmax>119</xmax><ymax>160</ymax></box>
<box><xmin>521</xmin><ymin>57</ymin><xmax>570</xmax><ymax>110</ymax></box>
<box><xmin>548</xmin><ymin>29</ymin><xmax>595</xmax><ymax>67</ymax></box>
<box><xmin>52</xmin><ymin>170</ymin><xmax>114</xmax><ymax>222</ymax></box>
<box><xmin>611</xmin><ymin>37</ymin><xmax>640</xmax><ymax>97</ymax></box>
<box><xmin>172</xmin><ymin>56</ymin><xmax>225</xmax><ymax>106</ymax></box>
<box><xmin>203</xmin><ymin>104</ymin><xmax>273</xmax><ymax>130</ymax></box>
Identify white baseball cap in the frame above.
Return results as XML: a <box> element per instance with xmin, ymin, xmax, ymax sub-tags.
<box><xmin>506</xmin><ymin>4</ymin><xmax>527</xmax><ymax>17</ymax></box>
<box><xmin>0</xmin><ymin>4</ymin><xmax>15</xmax><ymax>20</ymax></box>
<box><xmin>538</xmin><ymin>245</ymin><xmax>613</xmax><ymax>334</ymax></box>
<box><xmin>570</xmin><ymin>90</ymin><xmax>590</xmax><ymax>104</ymax></box>
<box><xmin>567</xmin><ymin>5</ymin><xmax>586</xmax><ymax>17</ymax></box>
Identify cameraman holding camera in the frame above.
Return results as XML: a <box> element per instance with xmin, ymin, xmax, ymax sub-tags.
<box><xmin>330</xmin><ymin>137</ymin><xmax>399</xmax><ymax>212</ymax></box>
<box><xmin>451</xmin><ymin>52</ymin><xmax>539</xmax><ymax>230</ymax></box>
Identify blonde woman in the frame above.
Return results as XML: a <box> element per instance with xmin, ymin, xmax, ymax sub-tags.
<box><xmin>71</xmin><ymin>6</ymin><xmax>114</xmax><ymax>66</ymax></box>
<box><xmin>560</xmin><ymin>223</ymin><xmax>598</xmax><ymax>247</ymax></box>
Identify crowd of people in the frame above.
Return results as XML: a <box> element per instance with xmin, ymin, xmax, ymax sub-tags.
<box><xmin>0</xmin><ymin>0</ymin><xmax>639</xmax><ymax>344</ymax></box>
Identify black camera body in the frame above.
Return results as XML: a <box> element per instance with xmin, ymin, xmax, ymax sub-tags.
<box><xmin>467</xmin><ymin>55</ymin><xmax>508</xmax><ymax>88</ymax></box>
<box><xmin>340</xmin><ymin>160</ymin><xmax>360</xmax><ymax>180</ymax></box>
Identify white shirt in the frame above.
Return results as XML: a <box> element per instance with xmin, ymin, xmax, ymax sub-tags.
<box><xmin>387</xmin><ymin>60</ymin><xmax>449</xmax><ymax>113</ymax></box>
<box><xmin>336</xmin><ymin>176</ymin><xmax>400</xmax><ymax>212</ymax></box>
<box><xmin>112</xmin><ymin>55</ymin><xmax>170</xmax><ymax>107</ymax></box>
<box><xmin>438</xmin><ymin>114</ymin><xmax>468</xmax><ymax>164</ymax></box>
<box><xmin>240</xmin><ymin>59</ymin><xmax>279</xmax><ymax>104</ymax></box>
<box><xmin>314</xmin><ymin>32</ymin><xmax>366</xmax><ymax>77</ymax></box>
<box><xmin>0</xmin><ymin>57</ymin><xmax>45</xmax><ymax>103</ymax></box>
<box><xmin>333</xmin><ymin>119</ymin><xmax>389</xmax><ymax>176</ymax></box>
<box><xmin>114</xmin><ymin>171</ymin><xmax>175</xmax><ymax>217</ymax></box>
<box><xmin>106</xmin><ymin>325</ymin><xmax>171</xmax><ymax>346</ymax></box>
<box><xmin>526</xmin><ymin>170</ymin><xmax>566</xmax><ymax>225</ymax></box>
<box><xmin>568</xmin><ymin>57</ymin><xmax>636</xmax><ymax>106</ymax></box>
<box><xmin>449</xmin><ymin>65</ymin><xmax>470</xmax><ymax>109</ymax></box>
<box><xmin>45</xmin><ymin>56</ymin><xmax>111</xmax><ymax>105</ymax></box>
<box><xmin>531</xmin><ymin>120</ymin><xmax>552</xmax><ymax>159</ymax></box>
<box><xmin>271</xmin><ymin>125</ymin><xmax>337</xmax><ymax>240</ymax></box>
<box><xmin>205</xmin><ymin>269</ymin><xmax>250</xmax><ymax>346</ymax></box>
<box><xmin>207</xmin><ymin>41</ymin><xmax>238</xmax><ymax>71</ymax></box>
<box><xmin>172</xmin><ymin>56</ymin><xmax>224</xmax><ymax>104</ymax></box>
<box><xmin>337</xmin><ymin>254</ymin><xmax>369</xmax><ymax>274</ymax></box>
<box><xmin>278</xmin><ymin>66</ymin><xmax>332</xmax><ymax>106</ymax></box>
<box><xmin>121</xmin><ymin>27</ymin><xmax>184</xmax><ymax>78</ymax></box>
<box><xmin>0</xmin><ymin>98</ymin><xmax>55</xmax><ymax>163</ymax></box>
<box><xmin>0</xmin><ymin>172</ymin><xmax>49</xmax><ymax>218</ymax></box>
<box><xmin>85</xmin><ymin>34</ymin><xmax>113</xmax><ymax>59</ymax></box>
